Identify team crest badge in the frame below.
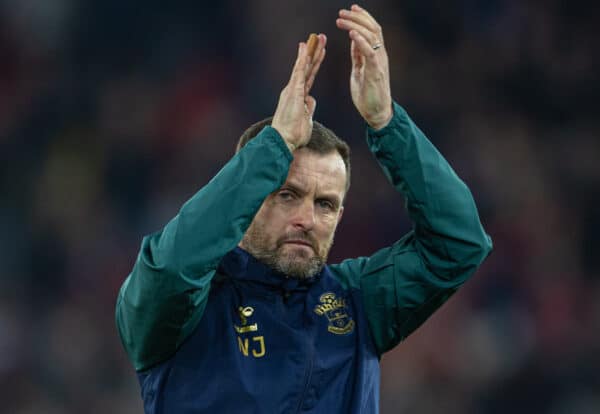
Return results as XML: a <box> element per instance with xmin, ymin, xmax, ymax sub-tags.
<box><xmin>314</xmin><ymin>292</ymin><xmax>355</xmax><ymax>335</ymax></box>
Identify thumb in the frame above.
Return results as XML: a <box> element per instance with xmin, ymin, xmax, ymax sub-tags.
<box><xmin>305</xmin><ymin>96</ymin><xmax>317</xmax><ymax>119</ymax></box>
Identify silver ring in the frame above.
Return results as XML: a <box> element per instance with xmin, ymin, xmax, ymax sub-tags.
<box><xmin>372</xmin><ymin>43</ymin><xmax>383</xmax><ymax>50</ymax></box>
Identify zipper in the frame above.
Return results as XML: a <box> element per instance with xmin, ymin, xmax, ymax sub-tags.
<box><xmin>294</xmin><ymin>341</ymin><xmax>315</xmax><ymax>413</ymax></box>
<box><xmin>280</xmin><ymin>286</ymin><xmax>316</xmax><ymax>413</ymax></box>
<box><xmin>281</xmin><ymin>288</ymin><xmax>291</xmax><ymax>304</ymax></box>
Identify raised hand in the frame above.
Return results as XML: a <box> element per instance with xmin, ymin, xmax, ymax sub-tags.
<box><xmin>336</xmin><ymin>5</ymin><xmax>392</xmax><ymax>130</ymax></box>
<box><xmin>272</xmin><ymin>34</ymin><xmax>327</xmax><ymax>151</ymax></box>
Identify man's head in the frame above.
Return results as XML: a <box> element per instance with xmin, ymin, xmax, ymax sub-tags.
<box><xmin>237</xmin><ymin>118</ymin><xmax>351</xmax><ymax>279</ymax></box>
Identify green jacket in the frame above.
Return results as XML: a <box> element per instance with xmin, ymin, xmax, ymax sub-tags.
<box><xmin>116</xmin><ymin>101</ymin><xmax>492</xmax><ymax>373</ymax></box>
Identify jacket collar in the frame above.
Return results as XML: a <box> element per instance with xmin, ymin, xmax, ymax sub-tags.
<box><xmin>217</xmin><ymin>247</ymin><xmax>324</xmax><ymax>291</ymax></box>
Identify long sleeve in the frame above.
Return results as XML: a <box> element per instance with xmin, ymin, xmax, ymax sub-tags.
<box><xmin>330</xmin><ymin>102</ymin><xmax>492</xmax><ymax>355</ymax></box>
<box><xmin>116</xmin><ymin>127</ymin><xmax>293</xmax><ymax>371</ymax></box>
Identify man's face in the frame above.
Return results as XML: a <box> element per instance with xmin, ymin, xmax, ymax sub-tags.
<box><xmin>240</xmin><ymin>148</ymin><xmax>346</xmax><ymax>279</ymax></box>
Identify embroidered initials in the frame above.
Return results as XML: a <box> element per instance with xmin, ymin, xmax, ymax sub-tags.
<box><xmin>235</xmin><ymin>306</ymin><xmax>267</xmax><ymax>358</ymax></box>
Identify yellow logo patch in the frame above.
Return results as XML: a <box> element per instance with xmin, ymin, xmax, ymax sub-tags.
<box><xmin>234</xmin><ymin>306</ymin><xmax>265</xmax><ymax>358</ymax></box>
<box><xmin>314</xmin><ymin>292</ymin><xmax>355</xmax><ymax>335</ymax></box>
<box><xmin>235</xmin><ymin>306</ymin><xmax>258</xmax><ymax>333</ymax></box>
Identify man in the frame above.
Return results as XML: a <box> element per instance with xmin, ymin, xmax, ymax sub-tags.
<box><xmin>116</xmin><ymin>5</ymin><xmax>492</xmax><ymax>413</ymax></box>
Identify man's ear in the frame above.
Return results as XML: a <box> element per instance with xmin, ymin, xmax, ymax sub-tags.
<box><xmin>337</xmin><ymin>206</ymin><xmax>344</xmax><ymax>225</ymax></box>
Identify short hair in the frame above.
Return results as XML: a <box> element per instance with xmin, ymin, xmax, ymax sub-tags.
<box><xmin>236</xmin><ymin>117</ymin><xmax>351</xmax><ymax>194</ymax></box>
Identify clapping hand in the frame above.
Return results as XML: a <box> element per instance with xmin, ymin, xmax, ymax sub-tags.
<box><xmin>336</xmin><ymin>5</ymin><xmax>393</xmax><ymax>130</ymax></box>
<box><xmin>272</xmin><ymin>34</ymin><xmax>327</xmax><ymax>151</ymax></box>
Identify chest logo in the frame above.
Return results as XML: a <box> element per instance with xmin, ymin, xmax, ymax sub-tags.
<box><xmin>314</xmin><ymin>292</ymin><xmax>355</xmax><ymax>335</ymax></box>
<box><xmin>235</xmin><ymin>306</ymin><xmax>258</xmax><ymax>333</ymax></box>
<box><xmin>234</xmin><ymin>306</ymin><xmax>265</xmax><ymax>358</ymax></box>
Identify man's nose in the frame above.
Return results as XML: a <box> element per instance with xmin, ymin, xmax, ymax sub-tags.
<box><xmin>291</xmin><ymin>199</ymin><xmax>315</xmax><ymax>230</ymax></box>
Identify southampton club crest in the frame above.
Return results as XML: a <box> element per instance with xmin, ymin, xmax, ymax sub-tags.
<box><xmin>314</xmin><ymin>292</ymin><xmax>355</xmax><ymax>335</ymax></box>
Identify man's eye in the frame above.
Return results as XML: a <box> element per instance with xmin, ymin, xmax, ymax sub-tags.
<box><xmin>279</xmin><ymin>191</ymin><xmax>294</xmax><ymax>200</ymax></box>
<box><xmin>317</xmin><ymin>199</ymin><xmax>334</xmax><ymax>210</ymax></box>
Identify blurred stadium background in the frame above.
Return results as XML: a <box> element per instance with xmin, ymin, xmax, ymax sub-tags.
<box><xmin>1</xmin><ymin>0</ymin><xmax>599</xmax><ymax>412</ymax></box>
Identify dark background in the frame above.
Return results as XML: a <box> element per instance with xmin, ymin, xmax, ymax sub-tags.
<box><xmin>1</xmin><ymin>0</ymin><xmax>599</xmax><ymax>412</ymax></box>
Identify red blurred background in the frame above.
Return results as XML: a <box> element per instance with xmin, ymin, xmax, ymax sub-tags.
<box><xmin>1</xmin><ymin>1</ymin><xmax>598</xmax><ymax>412</ymax></box>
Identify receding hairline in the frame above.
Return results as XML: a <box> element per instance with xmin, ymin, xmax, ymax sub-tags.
<box><xmin>236</xmin><ymin>117</ymin><xmax>352</xmax><ymax>194</ymax></box>
<box><xmin>286</xmin><ymin>148</ymin><xmax>348</xmax><ymax>203</ymax></box>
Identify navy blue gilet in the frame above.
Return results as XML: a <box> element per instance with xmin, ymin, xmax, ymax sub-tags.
<box><xmin>137</xmin><ymin>247</ymin><xmax>381</xmax><ymax>413</ymax></box>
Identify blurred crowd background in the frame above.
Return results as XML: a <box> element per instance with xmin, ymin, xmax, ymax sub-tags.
<box><xmin>1</xmin><ymin>0</ymin><xmax>599</xmax><ymax>413</ymax></box>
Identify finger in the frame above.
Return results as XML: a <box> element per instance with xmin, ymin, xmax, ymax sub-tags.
<box><xmin>349</xmin><ymin>30</ymin><xmax>378</xmax><ymax>63</ymax></box>
<box><xmin>306</xmin><ymin>34</ymin><xmax>319</xmax><ymax>62</ymax></box>
<box><xmin>316</xmin><ymin>33</ymin><xmax>327</xmax><ymax>58</ymax></box>
<box><xmin>305</xmin><ymin>47</ymin><xmax>326</xmax><ymax>94</ymax></box>
<box><xmin>338</xmin><ymin>8</ymin><xmax>379</xmax><ymax>33</ymax></box>
<box><xmin>336</xmin><ymin>18</ymin><xmax>380</xmax><ymax>47</ymax></box>
<box><xmin>350</xmin><ymin>4</ymin><xmax>381</xmax><ymax>30</ymax></box>
<box><xmin>289</xmin><ymin>42</ymin><xmax>309</xmax><ymax>87</ymax></box>
<box><xmin>305</xmin><ymin>33</ymin><xmax>327</xmax><ymax>74</ymax></box>
<box><xmin>305</xmin><ymin>33</ymin><xmax>326</xmax><ymax>71</ymax></box>
<box><xmin>305</xmin><ymin>95</ymin><xmax>317</xmax><ymax>119</ymax></box>
<box><xmin>305</xmin><ymin>49</ymin><xmax>326</xmax><ymax>94</ymax></box>
<box><xmin>305</xmin><ymin>34</ymin><xmax>326</xmax><ymax>94</ymax></box>
<box><xmin>350</xmin><ymin>39</ymin><xmax>363</xmax><ymax>71</ymax></box>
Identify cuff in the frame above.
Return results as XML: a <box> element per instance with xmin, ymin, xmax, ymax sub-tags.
<box><xmin>366</xmin><ymin>101</ymin><xmax>409</xmax><ymax>151</ymax></box>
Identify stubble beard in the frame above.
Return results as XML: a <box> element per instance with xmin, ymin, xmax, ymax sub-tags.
<box><xmin>240</xmin><ymin>222</ymin><xmax>333</xmax><ymax>280</ymax></box>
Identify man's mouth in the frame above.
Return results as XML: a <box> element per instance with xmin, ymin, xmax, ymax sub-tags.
<box><xmin>282</xmin><ymin>239</ymin><xmax>314</xmax><ymax>249</ymax></box>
